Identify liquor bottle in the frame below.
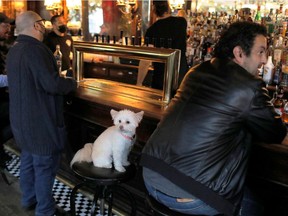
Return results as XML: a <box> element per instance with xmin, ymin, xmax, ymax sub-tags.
<box><xmin>193</xmin><ymin>45</ymin><xmax>203</xmax><ymax>66</ymax></box>
<box><xmin>266</xmin><ymin>9</ymin><xmax>275</xmax><ymax>34</ymax></box>
<box><xmin>145</xmin><ymin>37</ymin><xmax>149</xmax><ymax>47</ymax></box>
<box><xmin>276</xmin><ymin>4</ymin><xmax>284</xmax><ymax>25</ymax></box>
<box><xmin>282</xmin><ymin>101</ymin><xmax>288</xmax><ymax>124</ymax></box>
<box><xmin>281</xmin><ymin>45</ymin><xmax>288</xmax><ymax>87</ymax></box>
<box><xmin>186</xmin><ymin>36</ymin><xmax>194</xmax><ymax>67</ymax></box>
<box><xmin>119</xmin><ymin>31</ymin><xmax>124</xmax><ymax>45</ymax></box>
<box><xmin>254</xmin><ymin>5</ymin><xmax>262</xmax><ymax>24</ymax></box>
<box><xmin>273</xmin><ymin>62</ymin><xmax>282</xmax><ymax>86</ymax></box>
<box><xmin>273</xmin><ymin>86</ymin><xmax>285</xmax><ymax>116</ymax></box>
<box><xmin>266</xmin><ymin>9</ymin><xmax>273</xmax><ymax>22</ymax></box>
<box><xmin>273</xmin><ymin>36</ymin><xmax>283</xmax><ymax>64</ymax></box>
<box><xmin>263</xmin><ymin>55</ymin><xmax>274</xmax><ymax>85</ymax></box>
<box><xmin>258</xmin><ymin>64</ymin><xmax>264</xmax><ymax>78</ymax></box>
<box><xmin>54</xmin><ymin>44</ymin><xmax>62</xmax><ymax>75</ymax></box>
<box><xmin>204</xmin><ymin>47</ymin><xmax>212</xmax><ymax>61</ymax></box>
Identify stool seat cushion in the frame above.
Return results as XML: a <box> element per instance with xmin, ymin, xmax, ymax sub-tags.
<box><xmin>72</xmin><ymin>162</ymin><xmax>136</xmax><ymax>185</ymax></box>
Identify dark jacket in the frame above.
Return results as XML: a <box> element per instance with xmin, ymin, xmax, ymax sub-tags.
<box><xmin>140</xmin><ymin>58</ymin><xmax>287</xmax><ymax>215</ymax></box>
<box><xmin>6</xmin><ymin>35</ymin><xmax>77</xmax><ymax>155</ymax></box>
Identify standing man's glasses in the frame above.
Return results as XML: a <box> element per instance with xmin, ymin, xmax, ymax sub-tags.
<box><xmin>34</xmin><ymin>19</ymin><xmax>46</xmax><ymax>28</ymax></box>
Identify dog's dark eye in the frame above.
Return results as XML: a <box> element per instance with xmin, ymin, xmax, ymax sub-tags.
<box><xmin>118</xmin><ymin>120</ymin><xmax>121</xmax><ymax>123</ymax></box>
<box><xmin>126</xmin><ymin>121</ymin><xmax>130</xmax><ymax>124</ymax></box>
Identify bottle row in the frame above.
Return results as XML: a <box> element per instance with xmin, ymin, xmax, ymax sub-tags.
<box><xmin>272</xmin><ymin>86</ymin><xmax>288</xmax><ymax>124</ymax></box>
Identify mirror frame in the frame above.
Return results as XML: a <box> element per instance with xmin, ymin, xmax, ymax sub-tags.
<box><xmin>73</xmin><ymin>41</ymin><xmax>180</xmax><ymax>104</ymax></box>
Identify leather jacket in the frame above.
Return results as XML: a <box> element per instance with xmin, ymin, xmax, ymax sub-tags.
<box><xmin>140</xmin><ymin>58</ymin><xmax>287</xmax><ymax>215</ymax></box>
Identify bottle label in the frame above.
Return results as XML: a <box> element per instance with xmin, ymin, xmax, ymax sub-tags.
<box><xmin>263</xmin><ymin>67</ymin><xmax>273</xmax><ymax>84</ymax></box>
<box><xmin>274</xmin><ymin>107</ymin><xmax>283</xmax><ymax>116</ymax></box>
<box><xmin>274</xmin><ymin>49</ymin><xmax>282</xmax><ymax>63</ymax></box>
<box><xmin>282</xmin><ymin>65</ymin><xmax>288</xmax><ymax>73</ymax></box>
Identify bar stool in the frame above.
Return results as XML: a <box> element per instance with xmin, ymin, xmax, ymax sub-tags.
<box><xmin>70</xmin><ymin>161</ymin><xmax>137</xmax><ymax>216</ymax></box>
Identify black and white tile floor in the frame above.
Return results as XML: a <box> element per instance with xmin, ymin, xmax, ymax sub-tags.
<box><xmin>4</xmin><ymin>150</ymin><xmax>118</xmax><ymax>216</ymax></box>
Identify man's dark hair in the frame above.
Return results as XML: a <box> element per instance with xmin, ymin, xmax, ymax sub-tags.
<box><xmin>213</xmin><ymin>21</ymin><xmax>267</xmax><ymax>59</ymax></box>
<box><xmin>153</xmin><ymin>0</ymin><xmax>169</xmax><ymax>17</ymax></box>
<box><xmin>50</xmin><ymin>14</ymin><xmax>63</xmax><ymax>24</ymax></box>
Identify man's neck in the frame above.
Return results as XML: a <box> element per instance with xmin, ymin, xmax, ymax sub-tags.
<box><xmin>156</xmin><ymin>12</ymin><xmax>170</xmax><ymax>21</ymax></box>
<box><xmin>54</xmin><ymin>31</ymin><xmax>64</xmax><ymax>37</ymax></box>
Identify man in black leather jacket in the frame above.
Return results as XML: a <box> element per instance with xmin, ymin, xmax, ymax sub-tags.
<box><xmin>140</xmin><ymin>21</ymin><xmax>287</xmax><ymax>216</ymax></box>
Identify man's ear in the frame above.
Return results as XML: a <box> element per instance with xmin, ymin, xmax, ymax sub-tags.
<box><xmin>233</xmin><ymin>46</ymin><xmax>244</xmax><ymax>64</ymax></box>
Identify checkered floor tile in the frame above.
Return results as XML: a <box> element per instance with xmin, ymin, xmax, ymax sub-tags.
<box><xmin>4</xmin><ymin>150</ymin><xmax>118</xmax><ymax>216</ymax></box>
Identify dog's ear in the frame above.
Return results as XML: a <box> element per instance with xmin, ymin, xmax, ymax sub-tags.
<box><xmin>110</xmin><ymin>109</ymin><xmax>118</xmax><ymax>120</ymax></box>
<box><xmin>136</xmin><ymin>111</ymin><xmax>144</xmax><ymax>123</ymax></box>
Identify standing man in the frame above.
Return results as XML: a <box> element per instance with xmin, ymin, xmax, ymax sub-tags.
<box><xmin>137</xmin><ymin>0</ymin><xmax>188</xmax><ymax>89</ymax></box>
<box><xmin>6</xmin><ymin>11</ymin><xmax>77</xmax><ymax>216</ymax></box>
<box><xmin>0</xmin><ymin>12</ymin><xmax>14</xmax><ymax>166</ymax></box>
<box><xmin>140</xmin><ymin>21</ymin><xmax>287</xmax><ymax>215</ymax></box>
<box><xmin>44</xmin><ymin>14</ymin><xmax>73</xmax><ymax>72</ymax></box>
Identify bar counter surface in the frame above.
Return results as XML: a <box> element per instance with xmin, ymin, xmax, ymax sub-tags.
<box><xmin>63</xmin><ymin>84</ymin><xmax>288</xmax><ymax>215</ymax></box>
<box><xmin>249</xmin><ymin>132</ymin><xmax>288</xmax><ymax>186</ymax></box>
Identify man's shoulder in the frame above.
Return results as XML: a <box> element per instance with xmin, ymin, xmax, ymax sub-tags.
<box><xmin>45</xmin><ymin>31</ymin><xmax>57</xmax><ymax>38</ymax></box>
<box><xmin>64</xmin><ymin>34</ymin><xmax>73</xmax><ymax>39</ymax></box>
<box><xmin>64</xmin><ymin>34</ymin><xmax>73</xmax><ymax>43</ymax></box>
<box><xmin>163</xmin><ymin>16</ymin><xmax>187</xmax><ymax>25</ymax></box>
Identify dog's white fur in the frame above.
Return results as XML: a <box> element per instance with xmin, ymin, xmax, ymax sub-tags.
<box><xmin>70</xmin><ymin>109</ymin><xmax>144</xmax><ymax>172</ymax></box>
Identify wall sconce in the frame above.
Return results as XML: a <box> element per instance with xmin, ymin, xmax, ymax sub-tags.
<box><xmin>116</xmin><ymin>0</ymin><xmax>137</xmax><ymax>16</ymax></box>
<box><xmin>169</xmin><ymin>0</ymin><xmax>185</xmax><ymax>10</ymax></box>
<box><xmin>66</xmin><ymin>0</ymin><xmax>81</xmax><ymax>10</ymax></box>
<box><xmin>44</xmin><ymin>0</ymin><xmax>62</xmax><ymax>11</ymax></box>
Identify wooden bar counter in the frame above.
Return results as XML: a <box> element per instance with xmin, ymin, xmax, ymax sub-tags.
<box><xmin>59</xmin><ymin>42</ymin><xmax>288</xmax><ymax>215</ymax></box>
<box><xmin>249</xmin><ymin>135</ymin><xmax>288</xmax><ymax>187</ymax></box>
<box><xmin>61</xmin><ymin>84</ymin><xmax>288</xmax><ymax>215</ymax></box>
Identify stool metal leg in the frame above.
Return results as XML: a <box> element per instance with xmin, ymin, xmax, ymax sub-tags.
<box><xmin>91</xmin><ymin>186</ymin><xmax>103</xmax><ymax>216</ymax></box>
<box><xmin>116</xmin><ymin>185</ymin><xmax>137</xmax><ymax>216</ymax></box>
<box><xmin>0</xmin><ymin>166</ymin><xmax>10</xmax><ymax>185</ymax></box>
<box><xmin>70</xmin><ymin>182</ymin><xmax>86</xmax><ymax>216</ymax></box>
<box><xmin>105</xmin><ymin>187</ymin><xmax>113</xmax><ymax>216</ymax></box>
<box><xmin>99</xmin><ymin>187</ymin><xmax>105</xmax><ymax>216</ymax></box>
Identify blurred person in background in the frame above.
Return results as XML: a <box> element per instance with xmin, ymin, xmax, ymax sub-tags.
<box><xmin>137</xmin><ymin>0</ymin><xmax>188</xmax><ymax>90</ymax></box>
<box><xmin>44</xmin><ymin>14</ymin><xmax>73</xmax><ymax>72</ymax></box>
<box><xmin>0</xmin><ymin>12</ymin><xmax>14</xmax><ymax>167</ymax></box>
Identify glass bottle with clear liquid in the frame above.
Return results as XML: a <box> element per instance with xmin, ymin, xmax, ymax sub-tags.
<box><xmin>54</xmin><ymin>44</ymin><xmax>62</xmax><ymax>75</ymax></box>
<box><xmin>263</xmin><ymin>55</ymin><xmax>274</xmax><ymax>85</ymax></box>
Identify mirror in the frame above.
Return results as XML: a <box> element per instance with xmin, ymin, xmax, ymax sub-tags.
<box><xmin>73</xmin><ymin>41</ymin><xmax>180</xmax><ymax>104</ymax></box>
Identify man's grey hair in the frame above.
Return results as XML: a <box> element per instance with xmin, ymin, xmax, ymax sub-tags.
<box><xmin>16</xmin><ymin>11</ymin><xmax>40</xmax><ymax>34</ymax></box>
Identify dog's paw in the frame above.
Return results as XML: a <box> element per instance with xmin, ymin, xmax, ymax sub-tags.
<box><xmin>102</xmin><ymin>164</ymin><xmax>113</xmax><ymax>169</ymax></box>
<box><xmin>122</xmin><ymin>160</ymin><xmax>130</xmax><ymax>166</ymax></box>
<box><xmin>115</xmin><ymin>165</ymin><xmax>126</xmax><ymax>172</ymax></box>
<box><xmin>93</xmin><ymin>161</ymin><xmax>112</xmax><ymax>169</ymax></box>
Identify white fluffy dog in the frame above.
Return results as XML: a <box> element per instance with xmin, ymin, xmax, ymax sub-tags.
<box><xmin>70</xmin><ymin>109</ymin><xmax>144</xmax><ymax>172</ymax></box>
